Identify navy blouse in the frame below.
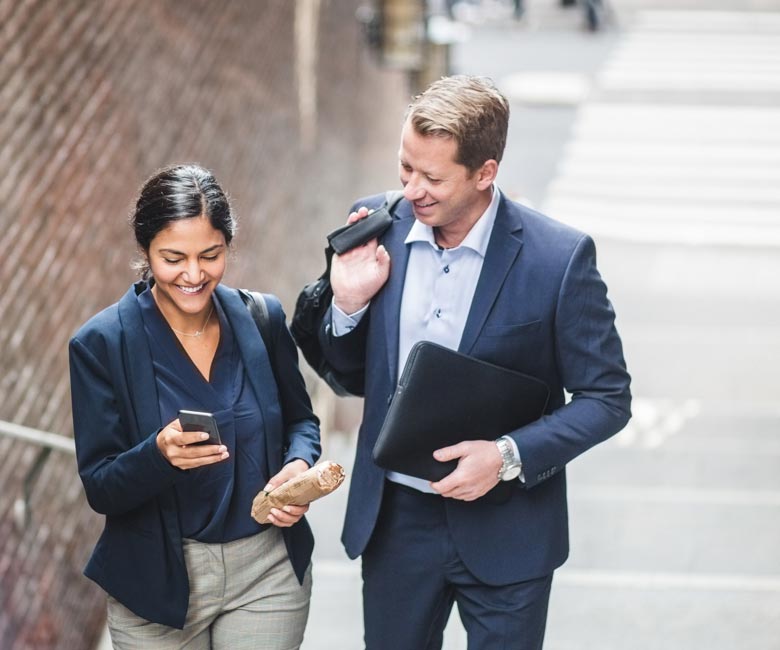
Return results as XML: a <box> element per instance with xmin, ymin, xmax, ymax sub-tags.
<box><xmin>137</xmin><ymin>287</ymin><xmax>269</xmax><ymax>543</ymax></box>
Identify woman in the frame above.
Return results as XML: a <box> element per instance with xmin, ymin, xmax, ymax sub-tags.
<box><xmin>69</xmin><ymin>164</ymin><xmax>320</xmax><ymax>649</ymax></box>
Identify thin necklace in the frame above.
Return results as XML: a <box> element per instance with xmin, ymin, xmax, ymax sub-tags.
<box><xmin>169</xmin><ymin>304</ymin><xmax>214</xmax><ymax>338</ymax></box>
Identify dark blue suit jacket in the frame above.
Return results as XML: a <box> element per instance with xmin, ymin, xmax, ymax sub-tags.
<box><xmin>321</xmin><ymin>193</ymin><xmax>631</xmax><ymax>584</ymax></box>
<box><xmin>69</xmin><ymin>282</ymin><xmax>320</xmax><ymax>629</ymax></box>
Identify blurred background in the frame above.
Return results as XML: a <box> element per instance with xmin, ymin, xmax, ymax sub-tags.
<box><xmin>0</xmin><ymin>0</ymin><xmax>778</xmax><ymax>648</ymax></box>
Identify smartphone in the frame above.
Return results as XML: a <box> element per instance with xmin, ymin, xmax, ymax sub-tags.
<box><xmin>178</xmin><ymin>410</ymin><xmax>222</xmax><ymax>446</ymax></box>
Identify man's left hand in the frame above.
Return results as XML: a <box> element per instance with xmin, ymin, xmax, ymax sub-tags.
<box><xmin>430</xmin><ymin>440</ymin><xmax>502</xmax><ymax>501</ymax></box>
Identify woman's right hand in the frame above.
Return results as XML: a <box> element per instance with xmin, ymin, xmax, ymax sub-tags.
<box><xmin>156</xmin><ymin>419</ymin><xmax>229</xmax><ymax>470</ymax></box>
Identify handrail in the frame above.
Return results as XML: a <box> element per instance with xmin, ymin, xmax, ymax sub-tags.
<box><xmin>0</xmin><ymin>419</ymin><xmax>76</xmax><ymax>454</ymax></box>
<box><xmin>0</xmin><ymin>419</ymin><xmax>76</xmax><ymax>530</ymax></box>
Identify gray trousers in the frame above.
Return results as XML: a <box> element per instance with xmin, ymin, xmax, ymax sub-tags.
<box><xmin>107</xmin><ymin>527</ymin><xmax>312</xmax><ymax>650</ymax></box>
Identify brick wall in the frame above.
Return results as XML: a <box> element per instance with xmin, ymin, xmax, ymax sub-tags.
<box><xmin>0</xmin><ymin>1</ymin><xmax>407</xmax><ymax>647</ymax></box>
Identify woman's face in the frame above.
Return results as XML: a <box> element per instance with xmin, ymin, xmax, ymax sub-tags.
<box><xmin>146</xmin><ymin>215</ymin><xmax>227</xmax><ymax>319</ymax></box>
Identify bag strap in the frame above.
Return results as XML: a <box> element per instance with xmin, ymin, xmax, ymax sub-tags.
<box><xmin>239</xmin><ymin>289</ymin><xmax>271</xmax><ymax>344</ymax></box>
<box><xmin>239</xmin><ymin>289</ymin><xmax>279</xmax><ymax>383</ymax></box>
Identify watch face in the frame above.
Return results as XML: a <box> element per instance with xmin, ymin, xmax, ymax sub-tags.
<box><xmin>501</xmin><ymin>465</ymin><xmax>522</xmax><ymax>481</ymax></box>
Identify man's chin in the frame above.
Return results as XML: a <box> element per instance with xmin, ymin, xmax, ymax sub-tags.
<box><xmin>412</xmin><ymin>206</ymin><xmax>438</xmax><ymax>223</ymax></box>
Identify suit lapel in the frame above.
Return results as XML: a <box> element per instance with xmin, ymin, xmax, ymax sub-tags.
<box><xmin>118</xmin><ymin>283</ymin><xmax>162</xmax><ymax>442</ymax></box>
<box><xmin>118</xmin><ymin>283</ymin><xmax>185</xmax><ymax>559</ymax></box>
<box><xmin>379</xmin><ymin>204</ymin><xmax>415</xmax><ymax>385</ymax></box>
<box><xmin>217</xmin><ymin>285</ymin><xmax>280</xmax><ymax>474</ymax></box>
<box><xmin>218</xmin><ymin>285</ymin><xmax>274</xmax><ymax>400</ymax></box>
<box><xmin>459</xmin><ymin>196</ymin><xmax>524</xmax><ymax>355</ymax></box>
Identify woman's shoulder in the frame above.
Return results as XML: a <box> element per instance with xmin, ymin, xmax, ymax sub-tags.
<box><xmin>68</xmin><ymin>302</ymin><xmax>124</xmax><ymax>369</ymax></box>
<box><xmin>217</xmin><ymin>285</ymin><xmax>284</xmax><ymax>318</ymax></box>
<box><xmin>70</xmin><ymin>285</ymin><xmax>140</xmax><ymax>347</ymax></box>
<box><xmin>72</xmin><ymin>302</ymin><xmax>120</xmax><ymax>339</ymax></box>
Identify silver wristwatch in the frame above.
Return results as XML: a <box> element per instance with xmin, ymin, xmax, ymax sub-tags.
<box><xmin>495</xmin><ymin>437</ymin><xmax>522</xmax><ymax>481</ymax></box>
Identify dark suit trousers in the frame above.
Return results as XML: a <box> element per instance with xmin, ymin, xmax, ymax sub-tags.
<box><xmin>361</xmin><ymin>481</ymin><xmax>552</xmax><ymax>650</ymax></box>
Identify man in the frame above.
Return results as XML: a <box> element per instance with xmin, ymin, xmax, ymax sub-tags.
<box><xmin>320</xmin><ymin>75</ymin><xmax>631</xmax><ymax>649</ymax></box>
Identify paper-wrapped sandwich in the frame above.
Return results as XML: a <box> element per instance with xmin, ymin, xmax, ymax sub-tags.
<box><xmin>251</xmin><ymin>460</ymin><xmax>346</xmax><ymax>523</ymax></box>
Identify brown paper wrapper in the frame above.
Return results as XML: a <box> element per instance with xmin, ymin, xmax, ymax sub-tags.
<box><xmin>251</xmin><ymin>460</ymin><xmax>346</xmax><ymax>523</ymax></box>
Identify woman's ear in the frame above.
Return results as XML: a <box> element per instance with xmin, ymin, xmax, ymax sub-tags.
<box><xmin>131</xmin><ymin>248</ymin><xmax>152</xmax><ymax>279</ymax></box>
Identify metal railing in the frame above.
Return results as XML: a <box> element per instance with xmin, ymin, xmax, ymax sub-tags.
<box><xmin>0</xmin><ymin>419</ymin><xmax>75</xmax><ymax>530</ymax></box>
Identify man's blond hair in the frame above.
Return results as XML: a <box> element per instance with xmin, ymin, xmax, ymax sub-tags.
<box><xmin>405</xmin><ymin>75</ymin><xmax>509</xmax><ymax>172</ymax></box>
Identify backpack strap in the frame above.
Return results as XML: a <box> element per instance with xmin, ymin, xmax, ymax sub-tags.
<box><xmin>239</xmin><ymin>289</ymin><xmax>270</xmax><ymax>342</ymax></box>
<box><xmin>239</xmin><ymin>289</ymin><xmax>277</xmax><ymax>381</ymax></box>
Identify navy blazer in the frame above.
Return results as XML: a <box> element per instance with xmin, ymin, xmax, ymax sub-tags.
<box><xmin>69</xmin><ymin>282</ymin><xmax>320</xmax><ymax>629</ymax></box>
<box><xmin>321</xmin><ymin>193</ymin><xmax>631</xmax><ymax>584</ymax></box>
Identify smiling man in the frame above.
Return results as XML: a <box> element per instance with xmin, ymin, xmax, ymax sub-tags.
<box><xmin>319</xmin><ymin>75</ymin><xmax>631</xmax><ymax>650</ymax></box>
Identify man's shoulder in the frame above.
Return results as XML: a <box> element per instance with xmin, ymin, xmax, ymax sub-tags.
<box><xmin>503</xmin><ymin>196</ymin><xmax>589</xmax><ymax>251</ymax></box>
<box><xmin>505</xmin><ymin>197</ymin><xmax>583</xmax><ymax>237</ymax></box>
<box><xmin>350</xmin><ymin>192</ymin><xmax>386</xmax><ymax>211</ymax></box>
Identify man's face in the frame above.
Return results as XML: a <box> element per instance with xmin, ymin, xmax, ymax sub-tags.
<box><xmin>398</xmin><ymin>118</ymin><xmax>495</xmax><ymax>246</ymax></box>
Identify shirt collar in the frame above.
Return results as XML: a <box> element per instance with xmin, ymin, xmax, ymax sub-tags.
<box><xmin>405</xmin><ymin>185</ymin><xmax>500</xmax><ymax>258</ymax></box>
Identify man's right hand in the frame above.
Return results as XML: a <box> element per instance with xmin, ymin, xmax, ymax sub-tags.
<box><xmin>330</xmin><ymin>207</ymin><xmax>391</xmax><ymax>315</ymax></box>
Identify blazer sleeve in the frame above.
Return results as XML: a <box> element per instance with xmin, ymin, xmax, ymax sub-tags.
<box><xmin>264</xmin><ymin>296</ymin><xmax>321</xmax><ymax>468</ymax></box>
<box><xmin>512</xmin><ymin>234</ymin><xmax>632</xmax><ymax>488</ymax></box>
<box><xmin>69</xmin><ymin>335</ymin><xmax>185</xmax><ymax>516</ymax></box>
<box><xmin>318</xmin><ymin>303</ymin><xmax>370</xmax><ymax>376</ymax></box>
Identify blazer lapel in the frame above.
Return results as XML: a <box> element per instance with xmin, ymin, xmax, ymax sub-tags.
<box><xmin>217</xmin><ymin>285</ymin><xmax>280</xmax><ymax>474</ymax></box>
<box><xmin>459</xmin><ymin>196</ymin><xmax>524</xmax><ymax>355</ymax></box>
<box><xmin>118</xmin><ymin>282</ymin><xmax>186</xmax><ymax>561</ymax></box>
<box><xmin>217</xmin><ymin>285</ymin><xmax>274</xmax><ymax>398</ymax></box>
<box><xmin>379</xmin><ymin>204</ymin><xmax>415</xmax><ymax>385</ymax></box>
<box><xmin>118</xmin><ymin>283</ymin><xmax>162</xmax><ymax>442</ymax></box>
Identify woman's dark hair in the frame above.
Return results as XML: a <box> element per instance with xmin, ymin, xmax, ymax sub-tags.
<box><xmin>131</xmin><ymin>164</ymin><xmax>236</xmax><ymax>278</ymax></box>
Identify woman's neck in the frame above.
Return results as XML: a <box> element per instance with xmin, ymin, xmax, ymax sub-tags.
<box><xmin>151</xmin><ymin>285</ymin><xmax>214</xmax><ymax>336</ymax></box>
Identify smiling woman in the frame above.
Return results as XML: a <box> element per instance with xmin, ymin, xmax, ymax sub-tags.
<box><xmin>131</xmin><ymin>167</ymin><xmax>234</xmax><ymax>381</ymax></box>
<box><xmin>68</xmin><ymin>164</ymin><xmax>321</xmax><ymax>649</ymax></box>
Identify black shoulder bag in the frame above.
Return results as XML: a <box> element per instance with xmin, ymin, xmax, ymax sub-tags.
<box><xmin>290</xmin><ymin>191</ymin><xmax>404</xmax><ymax>396</ymax></box>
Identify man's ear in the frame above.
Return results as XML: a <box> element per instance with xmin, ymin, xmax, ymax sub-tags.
<box><xmin>475</xmin><ymin>159</ymin><xmax>498</xmax><ymax>190</ymax></box>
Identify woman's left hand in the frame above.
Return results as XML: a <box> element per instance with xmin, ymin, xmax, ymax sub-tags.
<box><xmin>263</xmin><ymin>459</ymin><xmax>311</xmax><ymax>527</ymax></box>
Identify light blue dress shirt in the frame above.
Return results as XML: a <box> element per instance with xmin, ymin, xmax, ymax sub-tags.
<box><xmin>332</xmin><ymin>186</ymin><xmax>520</xmax><ymax>492</ymax></box>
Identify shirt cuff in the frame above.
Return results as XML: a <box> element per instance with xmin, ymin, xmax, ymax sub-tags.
<box><xmin>331</xmin><ymin>299</ymin><xmax>369</xmax><ymax>337</ymax></box>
